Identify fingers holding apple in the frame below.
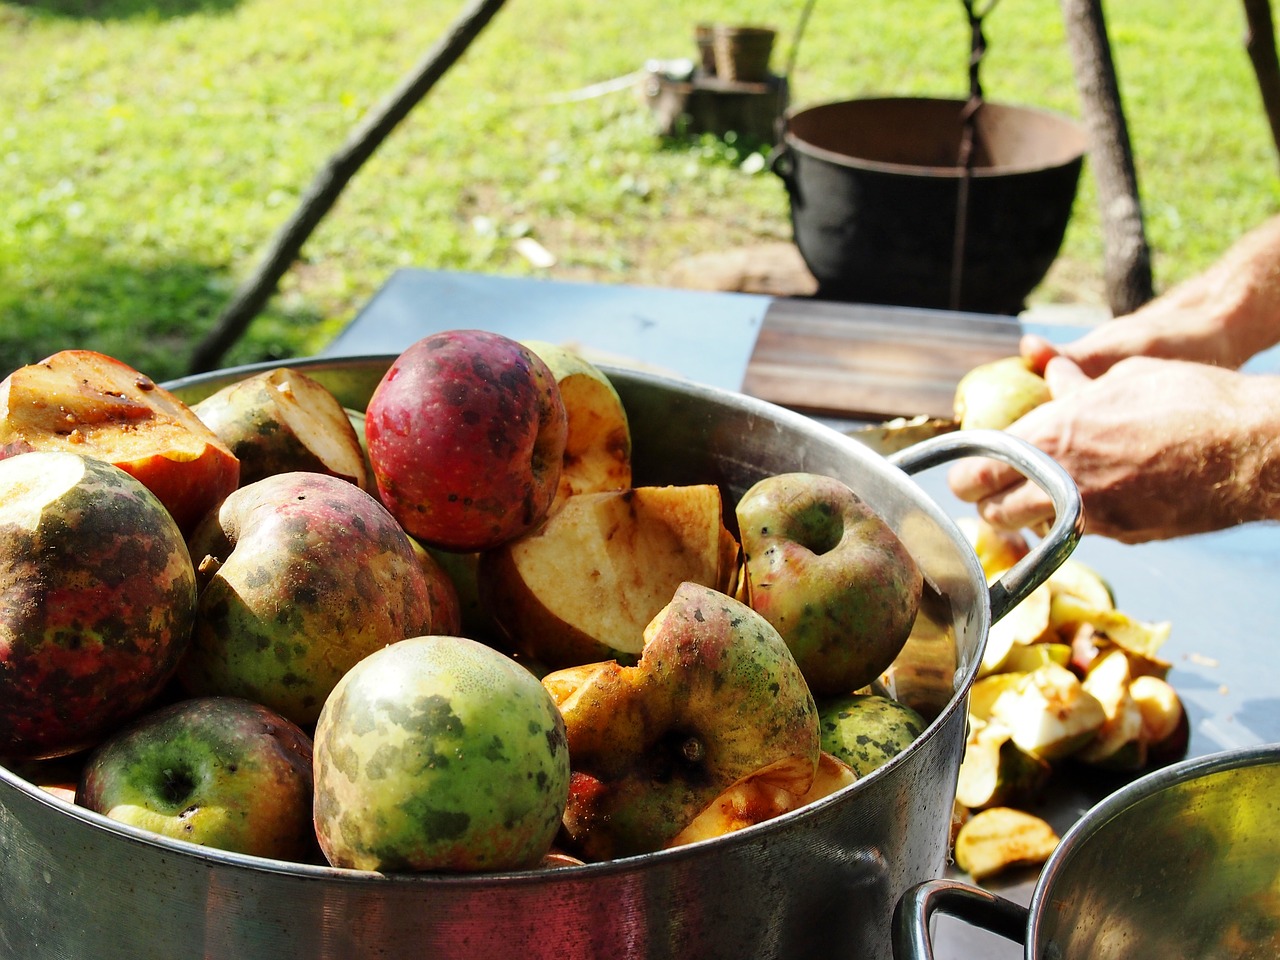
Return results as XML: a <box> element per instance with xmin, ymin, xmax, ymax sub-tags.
<box><xmin>76</xmin><ymin>696</ymin><xmax>317</xmax><ymax>862</ymax></box>
<box><xmin>735</xmin><ymin>472</ymin><xmax>923</xmax><ymax>697</ymax></box>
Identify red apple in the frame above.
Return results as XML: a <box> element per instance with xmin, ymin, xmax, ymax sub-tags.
<box><xmin>364</xmin><ymin>330</ymin><xmax>568</xmax><ymax>551</ymax></box>
<box><xmin>178</xmin><ymin>472</ymin><xmax>440</xmax><ymax>727</ymax></box>
<box><xmin>0</xmin><ymin>451</ymin><xmax>197</xmax><ymax>760</ymax></box>
<box><xmin>313</xmin><ymin>635</ymin><xmax>570</xmax><ymax>872</ymax></box>
<box><xmin>76</xmin><ymin>696</ymin><xmax>317</xmax><ymax>862</ymax></box>
<box><xmin>0</xmin><ymin>349</ymin><xmax>240</xmax><ymax>535</ymax></box>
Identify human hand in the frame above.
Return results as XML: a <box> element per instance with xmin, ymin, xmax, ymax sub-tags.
<box><xmin>947</xmin><ymin>356</ymin><xmax>1280</xmax><ymax>542</ymax></box>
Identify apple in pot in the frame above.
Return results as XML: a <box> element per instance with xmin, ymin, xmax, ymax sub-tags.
<box><xmin>364</xmin><ymin>330</ymin><xmax>568</xmax><ymax>551</ymax></box>
<box><xmin>543</xmin><ymin>581</ymin><xmax>820</xmax><ymax>861</ymax></box>
<box><xmin>0</xmin><ymin>349</ymin><xmax>239</xmax><ymax>535</ymax></box>
<box><xmin>312</xmin><ymin>634</ymin><xmax>570</xmax><ymax>872</ymax></box>
<box><xmin>178</xmin><ymin>471</ymin><xmax>441</xmax><ymax>728</ymax></box>
<box><xmin>191</xmin><ymin>366</ymin><xmax>370</xmax><ymax>490</ymax></box>
<box><xmin>76</xmin><ymin>696</ymin><xmax>317</xmax><ymax>862</ymax></box>
<box><xmin>0</xmin><ymin>451</ymin><xmax>197</xmax><ymax>761</ymax></box>
<box><xmin>735</xmin><ymin>472</ymin><xmax>923</xmax><ymax>696</ymax></box>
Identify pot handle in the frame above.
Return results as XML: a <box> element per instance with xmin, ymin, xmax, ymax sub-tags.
<box><xmin>887</xmin><ymin>429</ymin><xmax>1083</xmax><ymax>624</ymax></box>
<box><xmin>891</xmin><ymin>878</ymin><xmax>1028</xmax><ymax>960</ymax></box>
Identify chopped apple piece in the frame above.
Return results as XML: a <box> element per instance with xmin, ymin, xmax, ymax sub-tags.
<box><xmin>1046</xmin><ymin>558</ymin><xmax>1115</xmax><ymax>611</ymax></box>
<box><xmin>1050</xmin><ymin>593</ymin><xmax>1172</xmax><ymax>678</ymax></box>
<box><xmin>956</xmin><ymin>718</ymin><xmax>1052</xmax><ymax>810</ymax></box>
<box><xmin>1130</xmin><ymin>674</ymin><xmax>1189</xmax><ymax>763</ymax></box>
<box><xmin>1075</xmin><ymin>649</ymin><xmax>1147</xmax><ymax>770</ymax></box>
<box><xmin>954</xmin><ymin>807</ymin><xmax>1059</xmax><ymax>882</ymax></box>
<box><xmin>989</xmin><ymin>662</ymin><xmax>1106</xmax><ymax>760</ymax></box>
<box><xmin>0</xmin><ymin>349</ymin><xmax>239</xmax><ymax>534</ymax></box>
<box><xmin>956</xmin><ymin>515</ymin><xmax>1030</xmax><ymax>578</ymax></box>
<box><xmin>980</xmin><ymin>583</ymin><xmax>1052</xmax><ymax>677</ymax></box>
<box><xmin>482</xmin><ymin>485</ymin><xmax>736</xmax><ymax>668</ymax></box>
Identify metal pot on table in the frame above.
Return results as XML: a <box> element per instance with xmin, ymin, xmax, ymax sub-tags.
<box><xmin>0</xmin><ymin>356</ymin><xmax>1081</xmax><ymax>959</ymax></box>
<box><xmin>895</xmin><ymin>743</ymin><xmax>1280</xmax><ymax>958</ymax></box>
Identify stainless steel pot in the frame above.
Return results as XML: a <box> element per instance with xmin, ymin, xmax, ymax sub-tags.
<box><xmin>0</xmin><ymin>356</ymin><xmax>1081</xmax><ymax>959</ymax></box>
<box><xmin>894</xmin><ymin>743</ymin><xmax>1280</xmax><ymax>959</ymax></box>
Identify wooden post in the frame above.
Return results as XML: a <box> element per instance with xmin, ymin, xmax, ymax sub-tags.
<box><xmin>1060</xmin><ymin>0</ymin><xmax>1154</xmax><ymax>316</ymax></box>
<box><xmin>1243</xmin><ymin>0</ymin><xmax>1280</xmax><ymax>167</ymax></box>
<box><xmin>189</xmin><ymin>0</ymin><xmax>509</xmax><ymax>374</ymax></box>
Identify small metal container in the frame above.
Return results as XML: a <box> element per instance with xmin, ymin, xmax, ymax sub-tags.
<box><xmin>895</xmin><ymin>743</ymin><xmax>1280</xmax><ymax>958</ymax></box>
<box><xmin>0</xmin><ymin>357</ymin><xmax>1080</xmax><ymax>959</ymax></box>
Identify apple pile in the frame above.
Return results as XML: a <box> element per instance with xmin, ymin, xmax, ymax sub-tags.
<box><xmin>0</xmin><ymin>332</ymin><xmax>930</xmax><ymax>873</ymax></box>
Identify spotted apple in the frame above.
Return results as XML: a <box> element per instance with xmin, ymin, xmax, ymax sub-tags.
<box><xmin>365</xmin><ymin>330</ymin><xmax>568</xmax><ymax>551</ymax></box>
<box><xmin>76</xmin><ymin>696</ymin><xmax>317</xmax><ymax>861</ymax></box>
<box><xmin>735</xmin><ymin>472</ymin><xmax>923</xmax><ymax>696</ymax></box>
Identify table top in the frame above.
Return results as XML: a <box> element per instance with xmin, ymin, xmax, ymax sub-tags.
<box><xmin>329</xmin><ymin>268</ymin><xmax>1280</xmax><ymax>958</ymax></box>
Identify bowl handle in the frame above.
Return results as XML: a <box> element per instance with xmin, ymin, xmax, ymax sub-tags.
<box><xmin>887</xmin><ymin>429</ymin><xmax>1083</xmax><ymax>624</ymax></box>
<box><xmin>891</xmin><ymin>878</ymin><xmax>1029</xmax><ymax>959</ymax></box>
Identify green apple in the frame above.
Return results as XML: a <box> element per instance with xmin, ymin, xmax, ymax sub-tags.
<box><xmin>520</xmin><ymin>339</ymin><xmax>632</xmax><ymax>513</ymax></box>
<box><xmin>178</xmin><ymin>471</ymin><xmax>442</xmax><ymax>727</ymax></box>
<box><xmin>817</xmin><ymin>692</ymin><xmax>927</xmax><ymax>777</ymax></box>
<box><xmin>75</xmin><ymin>696</ymin><xmax>317</xmax><ymax>862</ymax></box>
<box><xmin>481</xmin><ymin>484</ymin><xmax>739</xmax><ymax>669</ymax></box>
<box><xmin>735</xmin><ymin>472</ymin><xmax>923</xmax><ymax>696</ymax></box>
<box><xmin>312</xmin><ymin>635</ymin><xmax>570</xmax><ymax>872</ymax></box>
<box><xmin>192</xmin><ymin>366</ymin><xmax>370</xmax><ymax>490</ymax></box>
<box><xmin>543</xmin><ymin>581</ymin><xmax>820</xmax><ymax>861</ymax></box>
<box><xmin>953</xmin><ymin>355</ymin><xmax>1051</xmax><ymax>431</ymax></box>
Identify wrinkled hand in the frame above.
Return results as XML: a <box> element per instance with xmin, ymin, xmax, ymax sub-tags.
<box><xmin>948</xmin><ymin>356</ymin><xmax>1280</xmax><ymax>543</ymax></box>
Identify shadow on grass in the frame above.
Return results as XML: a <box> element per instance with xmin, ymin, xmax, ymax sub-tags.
<box><xmin>0</xmin><ymin>251</ymin><xmax>324</xmax><ymax>383</ymax></box>
<box><xmin>5</xmin><ymin>0</ymin><xmax>241</xmax><ymax>21</ymax></box>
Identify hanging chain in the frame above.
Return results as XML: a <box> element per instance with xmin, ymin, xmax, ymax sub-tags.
<box><xmin>950</xmin><ymin>0</ymin><xmax>1001</xmax><ymax>310</ymax></box>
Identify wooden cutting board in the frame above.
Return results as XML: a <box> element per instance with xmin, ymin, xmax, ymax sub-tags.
<box><xmin>742</xmin><ymin>296</ymin><xmax>1023</xmax><ymax>421</ymax></box>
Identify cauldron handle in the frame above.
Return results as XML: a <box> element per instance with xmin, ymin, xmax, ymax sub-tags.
<box><xmin>888</xmin><ymin>429</ymin><xmax>1083</xmax><ymax>624</ymax></box>
<box><xmin>891</xmin><ymin>878</ymin><xmax>1028</xmax><ymax>959</ymax></box>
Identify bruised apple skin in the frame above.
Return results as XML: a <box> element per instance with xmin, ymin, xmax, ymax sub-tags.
<box><xmin>365</xmin><ymin>330</ymin><xmax>568</xmax><ymax>552</ymax></box>
<box><xmin>0</xmin><ymin>350</ymin><xmax>239</xmax><ymax>535</ymax></box>
<box><xmin>545</xmin><ymin>582</ymin><xmax>820</xmax><ymax>861</ymax></box>
<box><xmin>179</xmin><ymin>472</ymin><xmax>438</xmax><ymax>728</ymax></box>
<box><xmin>735</xmin><ymin>472</ymin><xmax>923</xmax><ymax>696</ymax></box>
<box><xmin>0</xmin><ymin>452</ymin><xmax>197</xmax><ymax>761</ymax></box>
<box><xmin>312</xmin><ymin>635</ymin><xmax>570</xmax><ymax>873</ymax></box>
<box><xmin>76</xmin><ymin>696</ymin><xmax>317</xmax><ymax>863</ymax></box>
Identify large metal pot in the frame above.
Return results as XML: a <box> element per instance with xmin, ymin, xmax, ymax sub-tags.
<box><xmin>0</xmin><ymin>356</ymin><xmax>1081</xmax><ymax>959</ymax></box>
<box><xmin>894</xmin><ymin>743</ymin><xmax>1280</xmax><ymax>959</ymax></box>
<box><xmin>774</xmin><ymin>97</ymin><xmax>1088</xmax><ymax>315</ymax></box>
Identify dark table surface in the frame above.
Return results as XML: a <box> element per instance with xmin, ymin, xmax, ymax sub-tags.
<box><xmin>328</xmin><ymin>268</ymin><xmax>1280</xmax><ymax>958</ymax></box>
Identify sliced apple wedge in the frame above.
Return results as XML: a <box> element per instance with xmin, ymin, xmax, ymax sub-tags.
<box><xmin>988</xmin><ymin>662</ymin><xmax>1106</xmax><ymax>760</ymax></box>
<box><xmin>1075</xmin><ymin>648</ymin><xmax>1147</xmax><ymax>770</ymax></box>
<box><xmin>954</xmin><ymin>806</ymin><xmax>1059</xmax><ymax>882</ymax></box>
<box><xmin>549</xmin><ymin>582</ymin><xmax>819</xmax><ymax>861</ymax></box>
<box><xmin>192</xmin><ymin>367</ymin><xmax>369</xmax><ymax>489</ymax></box>
<box><xmin>955</xmin><ymin>718</ymin><xmax>1052</xmax><ymax>810</ymax></box>
<box><xmin>481</xmin><ymin>484</ymin><xmax>737</xmax><ymax>668</ymax></box>
<box><xmin>0</xmin><ymin>349</ymin><xmax>239</xmax><ymax>534</ymax></box>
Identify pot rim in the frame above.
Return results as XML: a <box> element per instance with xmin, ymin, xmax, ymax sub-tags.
<box><xmin>781</xmin><ymin>95</ymin><xmax>1089</xmax><ymax>179</ymax></box>
<box><xmin>1</xmin><ymin>354</ymin><xmax>992</xmax><ymax>886</ymax></box>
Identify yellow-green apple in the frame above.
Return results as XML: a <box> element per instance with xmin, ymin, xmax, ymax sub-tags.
<box><xmin>817</xmin><ymin>692</ymin><xmax>927</xmax><ymax>776</ymax></box>
<box><xmin>953</xmin><ymin>355</ymin><xmax>1051</xmax><ymax>431</ymax></box>
<box><xmin>0</xmin><ymin>451</ymin><xmax>197</xmax><ymax>761</ymax></box>
<box><xmin>191</xmin><ymin>366</ymin><xmax>369</xmax><ymax>490</ymax></box>
<box><xmin>0</xmin><ymin>349</ymin><xmax>239</xmax><ymax>535</ymax></box>
<box><xmin>76</xmin><ymin>696</ymin><xmax>317</xmax><ymax>862</ymax></box>
<box><xmin>520</xmin><ymin>339</ymin><xmax>632</xmax><ymax>512</ymax></box>
<box><xmin>178</xmin><ymin>471</ymin><xmax>440</xmax><ymax>728</ymax></box>
<box><xmin>543</xmin><ymin>582</ymin><xmax>820</xmax><ymax>861</ymax></box>
<box><xmin>312</xmin><ymin>634</ymin><xmax>570</xmax><ymax>872</ymax></box>
<box><xmin>364</xmin><ymin>330</ymin><xmax>568</xmax><ymax>551</ymax></box>
<box><xmin>735</xmin><ymin>472</ymin><xmax>923</xmax><ymax>696</ymax></box>
<box><xmin>481</xmin><ymin>484</ymin><xmax>739</xmax><ymax>669</ymax></box>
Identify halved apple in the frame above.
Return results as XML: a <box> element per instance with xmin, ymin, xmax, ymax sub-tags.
<box><xmin>481</xmin><ymin>484</ymin><xmax>737</xmax><ymax>668</ymax></box>
<box><xmin>192</xmin><ymin>367</ymin><xmax>369</xmax><ymax>490</ymax></box>
<box><xmin>0</xmin><ymin>349</ymin><xmax>239</xmax><ymax>534</ymax></box>
<box><xmin>545</xmin><ymin>582</ymin><xmax>820</xmax><ymax>861</ymax></box>
<box><xmin>521</xmin><ymin>340</ymin><xmax>632</xmax><ymax>513</ymax></box>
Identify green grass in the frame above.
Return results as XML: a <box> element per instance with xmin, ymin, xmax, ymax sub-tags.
<box><xmin>2</xmin><ymin>0</ymin><xmax>1278</xmax><ymax>382</ymax></box>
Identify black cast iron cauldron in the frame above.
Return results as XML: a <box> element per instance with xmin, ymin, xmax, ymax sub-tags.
<box><xmin>0</xmin><ymin>357</ymin><xmax>1082</xmax><ymax>959</ymax></box>
<box><xmin>774</xmin><ymin>97</ymin><xmax>1088</xmax><ymax>315</ymax></box>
